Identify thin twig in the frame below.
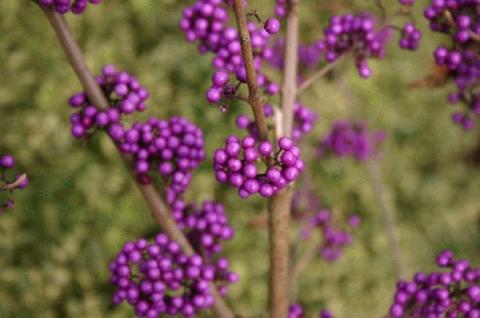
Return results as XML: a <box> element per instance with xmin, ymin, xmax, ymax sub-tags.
<box><xmin>297</xmin><ymin>55</ymin><xmax>345</xmax><ymax>94</ymax></box>
<box><xmin>373</xmin><ymin>0</ymin><xmax>386</xmax><ymax>23</ymax></box>
<box><xmin>37</xmin><ymin>5</ymin><xmax>235</xmax><ymax>317</ymax></box>
<box><xmin>232</xmin><ymin>0</ymin><xmax>269</xmax><ymax>141</ymax></box>
<box><xmin>233</xmin><ymin>93</ymin><xmax>250</xmax><ymax>104</ymax></box>
<box><xmin>0</xmin><ymin>174</ymin><xmax>27</xmax><ymax>191</ymax></box>
<box><xmin>338</xmin><ymin>78</ymin><xmax>404</xmax><ymax>279</ymax></box>
<box><xmin>281</xmin><ymin>0</ymin><xmax>299</xmax><ymax>137</ymax></box>
<box><xmin>290</xmin><ymin>234</ymin><xmax>321</xmax><ymax>293</ymax></box>
<box><xmin>367</xmin><ymin>159</ymin><xmax>404</xmax><ymax>279</ymax></box>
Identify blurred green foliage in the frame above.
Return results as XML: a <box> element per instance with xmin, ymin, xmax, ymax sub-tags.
<box><xmin>1</xmin><ymin>0</ymin><xmax>480</xmax><ymax>317</ymax></box>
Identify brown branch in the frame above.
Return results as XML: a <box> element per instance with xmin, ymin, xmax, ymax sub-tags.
<box><xmin>232</xmin><ymin>0</ymin><xmax>298</xmax><ymax>316</ymax></box>
<box><xmin>297</xmin><ymin>55</ymin><xmax>345</xmax><ymax>94</ymax></box>
<box><xmin>290</xmin><ymin>234</ymin><xmax>321</xmax><ymax>291</ymax></box>
<box><xmin>267</xmin><ymin>189</ymin><xmax>293</xmax><ymax>318</ymax></box>
<box><xmin>0</xmin><ymin>174</ymin><xmax>27</xmax><ymax>191</ymax></box>
<box><xmin>281</xmin><ymin>0</ymin><xmax>299</xmax><ymax>137</ymax></box>
<box><xmin>367</xmin><ymin>159</ymin><xmax>404</xmax><ymax>279</ymax></box>
<box><xmin>270</xmin><ymin>0</ymin><xmax>300</xmax><ymax>316</ymax></box>
<box><xmin>337</xmin><ymin>77</ymin><xmax>404</xmax><ymax>279</ymax></box>
<box><xmin>37</xmin><ymin>5</ymin><xmax>234</xmax><ymax>317</ymax></box>
<box><xmin>232</xmin><ymin>0</ymin><xmax>269</xmax><ymax>141</ymax></box>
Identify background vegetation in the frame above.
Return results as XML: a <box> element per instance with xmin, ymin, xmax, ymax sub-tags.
<box><xmin>1</xmin><ymin>0</ymin><xmax>480</xmax><ymax>317</ymax></box>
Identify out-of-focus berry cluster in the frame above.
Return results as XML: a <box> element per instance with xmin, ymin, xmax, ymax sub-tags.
<box><xmin>423</xmin><ymin>0</ymin><xmax>480</xmax><ymax>130</ymax></box>
<box><xmin>389</xmin><ymin>250</ymin><xmax>480</xmax><ymax>318</ymax></box>
<box><xmin>288</xmin><ymin>304</ymin><xmax>335</xmax><ymax>318</ymax></box>
<box><xmin>301</xmin><ymin>209</ymin><xmax>360</xmax><ymax>261</ymax></box>
<box><xmin>38</xmin><ymin>0</ymin><xmax>102</xmax><ymax>15</ymax></box>
<box><xmin>317</xmin><ymin>120</ymin><xmax>385</xmax><ymax>162</ymax></box>
<box><xmin>322</xmin><ymin>14</ymin><xmax>391</xmax><ymax>78</ymax></box>
<box><xmin>235</xmin><ymin>103</ymin><xmax>316</xmax><ymax>141</ymax></box>
<box><xmin>109</xmin><ymin>234</ymin><xmax>238</xmax><ymax>318</ymax></box>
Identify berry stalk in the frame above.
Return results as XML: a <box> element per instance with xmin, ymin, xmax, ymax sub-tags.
<box><xmin>37</xmin><ymin>5</ymin><xmax>234</xmax><ymax>318</ymax></box>
<box><xmin>0</xmin><ymin>173</ymin><xmax>27</xmax><ymax>191</ymax></box>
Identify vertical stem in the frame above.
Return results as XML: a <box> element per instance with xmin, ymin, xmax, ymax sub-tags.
<box><xmin>38</xmin><ymin>6</ymin><xmax>234</xmax><ymax>317</ymax></box>
<box><xmin>281</xmin><ymin>0</ymin><xmax>299</xmax><ymax>137</ymax></box>
<box><xmin>338</xmin><ymin>78</ymin><xmax>404</xmax><ymax>279</ymax></box>
<box><xmin>269</xmin><ymin>1</ymin><xmax>299</xmax><ymax>317</ymax></box>
<box><xmin>232</xmin><ymin>0</ymin><xmax>299</xmax><ymax>315</ymax></box>
<box><xmin>367</xmin><ymin>159</ymin><xmax>404</xmax><ymax>278</ymax></box>
<box><xmin>267</xmin><ymin>189</ymin><xmax>293</xmax><ymax>318</ymax></box>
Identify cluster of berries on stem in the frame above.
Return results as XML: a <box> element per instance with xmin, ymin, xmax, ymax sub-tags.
<box><xmin>109</xmin><ymin>234</ymin><xmax>238</xmax><ymax>318</ymax></box>
<box><xmin>38</xmin><ymin>0</ymin><xmax>103</xmax><ymax>15</ymax></box>
<box><xmin>422</xmin><ymin>0</ymin><xmax>480</xmax><ymax>130</ymax></box>
<box><xmin>0</xmin><ymin>154</ymin><xmax>28</xmax><ymax>214</ymax></box>
<box><xmin>389</xmin><ymin>250</ymin><xmax>480</xmax><ymax>317</ymax></box>
<box><xmin>213</xmin><ymin>136</ymin><xmax>304</xmax><ymax>198</ymax></box>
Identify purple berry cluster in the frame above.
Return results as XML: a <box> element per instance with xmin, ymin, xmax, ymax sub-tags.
<box><xmin>109</xmin><ymin>233</ymin><xmax>238</xmax><ymax>317</ymax></box>
<box><xmin>399</xmin><ymin>22</ymin><xmax>422</xmax><ymax>50</ymax></box>
<box><xmin>291</xmin><ymin>102</ymin><xmax>317</xmax><ymax>140</ymax></box>
<box><xmin>235</xmin><ymin>104</ymin><xmax>274</xmax><ymax>139</ymax></box>
<box><xmin>289</xmin><ymin>304</ymin><xmax>305</xmax><ymax>318</ymax></box>
<box><xmin>68</xmin><ymin>65</ymin><xmax>149</xmax><ymax>139</ymax></box>
<box><xmin>317</xmin><ymin>120</ymin><xmax>385</xmax><ymax>162</ymax></box>
<box><xmin>179</xmin><ymin>0</ymin><xmax>230</xmax><ymax>54</ymax></box>
<box><xmin>288</xmin><ymin>304</ymin><xmax>335</xmax><ymax>318</ymax></box>
<box><xmin>301</xmin><ymin>209</ymin><xmax>360</xmax><ymax>262</ymax></box>
<box><xmin>38</xmin><ymin>0</ymin><xmax>102</xmax><ymax>15</ymax></box>
<box><xmin>236</xmin><ymin>103</ymin><xmax>316</xmax><ymax>141</ymax></box>
<box><xmin>274</xmin><ymin>0</ymin><xmax>287</xmax><ymax>18</ymax></box>
<box><xmin>0</xmin><ymin>154</ymin><xmax>28</xmax><ymax>214</ymax></box>
<box><xmin>205</xmin><ymin>24</ymin><xmax>279</xmax><ymax>104</ymax></box>
<box><xmin>423</xmin><ymin>0</ymin><xmax>480</xmax><ymax>130</ymax></box>
<box><xmin>266</xmin><ymin>36</ymin><xmax>328</xmax><ymax>72</ymax></box>
<box><xmin>116</xmin><ymin>117</ymin><xmax>205</xmax><ymax>204</ymax></box>
<box><xmin>171</xmin><ymin>200</ymin><xmax>235</xmax><ymax>258</ymax></box>
<box><xmin>213</xmin><ymin>136</ymin><xmax>304</xmax><ymax>198</ymax></box>
<box><xmin>322</xmin><ymin>14</ymin><xmax>391</xmax><ymax>78</ymax></box>
<box><xmin>179</xmin><ymin>0</ymin><xmax>280</xmax><ymax>107</ymax></box>
<box><xmin>389</xmin><ymin>250</ymin><xmax>480</xmax><ymax>318</ymax></box>
<box><xmin>399</xmin><ymin>0</ymin><xmax>415</xmax><ymax>6</ymax></box>
<box><xmin>67</xmin><ymin>66</ymin><xmax>206</xmax><ymax>204</ymax></box>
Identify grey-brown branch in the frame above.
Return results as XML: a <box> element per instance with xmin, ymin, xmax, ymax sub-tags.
<box><xmin>38</xmin><ymin>6</ymin><xmax>234</xmax><ymax>318</ymax></box>
<box><xmin>232</xmin><ymin>0</ymin><xmax>300</xmax><ymax>317</ymax></box>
